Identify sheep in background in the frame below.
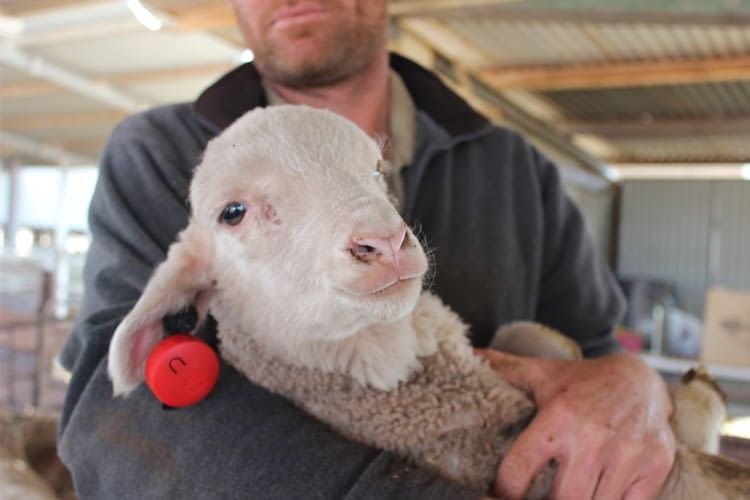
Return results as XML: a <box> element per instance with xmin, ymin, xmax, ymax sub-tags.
<box><xmin>108</xmin><ymin>105</ymin><xmax>749</xmax><ymax>499</ymax></box>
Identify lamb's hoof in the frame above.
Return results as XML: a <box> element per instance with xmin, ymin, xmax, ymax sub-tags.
<box><xmin>672</xmin><ymin>365</ymin><xmax>727</xmax><ymax>454</ymax></box>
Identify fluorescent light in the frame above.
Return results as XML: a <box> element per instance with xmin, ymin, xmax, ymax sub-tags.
<box><xmin>612</xmin><ymin>163</ymin><xmax>750</xmax><ymax>181</ymax></box>
<box><xmin>126</xmin><ymin>0</ymin><xmax>162</xmax><ymax>31</ymax></box>
<box><xmin>723</xmin><ymin>417</ymin><xmax>750</xmax><ymax>439</ymax></box>
<box><xmin>238</xmin><ymin>49</ymin><xmax>255</xmax><ymax>63</ymax></box>
<box><xmin>0</xmin><ymin>14</ymin><xmax>24</xmax><ymax>38</ymax></box>
<box><xmin>603</xmin><ymin>166</ymin><xmax>622</xmax><ymax>182</ymax></box>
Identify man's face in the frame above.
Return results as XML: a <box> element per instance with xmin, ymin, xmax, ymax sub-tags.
<box><xmin>230</xmin><ymin>0</ymin><xmax>388</xmax><ymax>88</ymax></box>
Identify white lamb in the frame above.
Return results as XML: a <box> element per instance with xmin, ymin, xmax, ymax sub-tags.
<box><xmin>108</xmin><ymin>105</ymin><xmax>750</xmax><ymax>499</ymax></box>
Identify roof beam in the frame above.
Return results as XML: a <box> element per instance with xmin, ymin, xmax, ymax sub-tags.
<box><xmin>0</xmin><ymin>62</ymin><xmax>233</xmax><ymax>99</ymax></box>
<box><xmin>478</xmin><ymin>55</ymin><xmax>750</xmax><ymax>91</ymax></box>
<box><xmin>610</xmin><ymin>164</ymin><xmax>750</xmax><ymax>181</ymax></box>
<box><xmin>561</xmin><ymin>116</ymin><xmax>750</xmax><ymax>137</ymax></box>
<box><xmin>3</xmin><ymin>111</ymin><xmax>126</xmax><ymax>131</ymax></box>
<box><xmin>389</xmin><ymin>0</ymin><xmax>522</xmax><ymax>17</ymax></box>
<box><xmin>0</xmin><ymin>45</ymin><xmax>148</xmax><ymax>111</ymax></box>
<box><xmin>0</xmin><ymin>0</ymin><xmax>102</xmax><ymax>16</ymax></box>
<box><xmin>0</xmin><ymin>130</ymin><xmax>95</xmax><ymax>165</ymax></box>
<box><xmin>168</xmin><ymin>3</ymin><xmax>234</xmax><ymax>32</ymax></box>
<box><xmin>401</xmin><ymin>5</ymin><xmax>750</xmax><ymax>27</ymax></box>
<box><xmin>0</xmin><ymin>80</ymin><xmax>57</xmax><ymax>99</ymax></box>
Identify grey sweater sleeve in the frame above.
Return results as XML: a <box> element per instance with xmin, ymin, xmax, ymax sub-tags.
<box><xmin>57</xmin><ymin>109</ymin><xmax>482</xmax><ymax>500</ymax></box>
<box><xmin>531</xmin><ymin>146</ymin><xmax>626</xmax><ymax>357</ymax></box>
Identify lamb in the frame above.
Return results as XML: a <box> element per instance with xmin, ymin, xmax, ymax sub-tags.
<box><xmin>107</xmin><ymin>105</ymin><xmax>750</xmax><ymax>499</ymax></box>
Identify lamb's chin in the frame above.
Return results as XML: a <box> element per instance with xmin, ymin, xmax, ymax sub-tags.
<box><xmin>339</xmin><ymin>276</ymin><xmax>421</xmax><ymax>298</ymax></box>
<box><xmin>339</xmin><ymin>277</ymin><xmax>421</xmax><ymax>312</ymax></box>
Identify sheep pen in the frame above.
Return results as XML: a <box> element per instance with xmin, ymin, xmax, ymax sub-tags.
<box><xmin>108</xmin><ymin>105</ymin><xmax>750</xmax><ymax>499</ymax></box>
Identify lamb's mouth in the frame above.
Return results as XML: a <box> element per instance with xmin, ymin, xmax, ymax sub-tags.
<box><xmin>340</xmin><ymin>276</ymin><xmax>422</xmax><ymax>297</ymax></box>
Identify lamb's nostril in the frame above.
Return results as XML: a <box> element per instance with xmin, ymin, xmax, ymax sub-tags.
<box><xmin>400</xmin><ymin>232</ymin><xmax>410</xmax><ymax>249</ymax></box>
<box><xmin>351</xmin><ymin>226</ymin><xmax>408</xmax><ymax>264</ymax></box>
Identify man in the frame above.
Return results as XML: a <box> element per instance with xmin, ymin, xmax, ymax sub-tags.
<box><xmin>58</xmin><ymin>1</ymin><xmax>675</xmax><ymax>498</ymax></box>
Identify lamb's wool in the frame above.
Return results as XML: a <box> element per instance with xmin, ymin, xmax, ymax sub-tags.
<box><xmin>220</xmin><ymin>292</ymin><xmax>553</xmax><ymax>493</ymax></box>
<box><xmin>220</xmin><ymin>290</ymin><xmax>750</xmax><ymax>499</ymax></box>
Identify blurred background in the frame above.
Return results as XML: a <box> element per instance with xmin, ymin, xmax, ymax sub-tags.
<box><xmin>2</xmin><ymin>0</ymin><xmax>750</xmax><ymax>493</ymax></box>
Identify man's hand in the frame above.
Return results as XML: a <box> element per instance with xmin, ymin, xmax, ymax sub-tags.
<box><xmin>476</xmin><ymin>349</ymin><xmax>675</xmax><ymax>500</ymax></box>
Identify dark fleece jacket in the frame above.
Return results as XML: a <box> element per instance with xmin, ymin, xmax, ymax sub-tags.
<box><xmin>58</xmin><ymin>54</ymin><xmax>624</xmax><ymax>499</ymax></box>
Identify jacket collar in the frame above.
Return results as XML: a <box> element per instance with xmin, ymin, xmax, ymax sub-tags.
<box><xmin>194</xmin><ymin>53</ymin><xmax>488</xmax><ymax>139</ymax></box>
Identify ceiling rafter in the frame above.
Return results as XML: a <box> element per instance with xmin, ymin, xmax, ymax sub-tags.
<box><xmin>478</xmin><ymin>55</ymin><xmax>750</xmax><ymax>91</ymax></box>
<box><xmin>561</xmin><ymin>116</ymin><xmax>750</xmax><ymax>137</ymax></box>
<box><xmin>2</xmin><ymin>111</ymin><xmax>126</xmax><ymax>131</ymax></box>
<box><xmin>0</xmin><ymin>63</ymin><xmax>234</xmax><ymax>99</ymax></box>
<box><xmin>389</xmin><ymin>0</ymin><xmax>522</xmax><ymax>17</ymax></box>
<box><xmin>0</xmin><ymin>45</ymin><xmax>148</xmax><ymax>112</ymax></box>
<box><xmin>398</xmin><ymin>5</ymin><xmax>750</xmax><ymax>27</ymax></box>
<box><xmin>0</xmin><ymin>0</ymin><xmax>102</xmax><ymax>16</ymax></box>
<box><xmin>0</xmin><ymin>130</ymin><xmax>95</xmax><ymax>165</ymax></box>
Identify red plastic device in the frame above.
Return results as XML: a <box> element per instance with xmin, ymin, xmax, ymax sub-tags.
<box><xmin>145</xmin><ymin>334</ymin><xmax>219</xmax><ymax>408</ymax></box>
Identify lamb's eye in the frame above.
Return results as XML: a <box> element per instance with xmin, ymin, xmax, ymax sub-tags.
<box><xmin>219</xmin><ymin>202</ymin><xmax>246</xmax><ymax>225</ymax></box>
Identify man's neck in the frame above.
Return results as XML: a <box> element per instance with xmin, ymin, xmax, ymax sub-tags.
<box><xmin>263</xmin><ymin>51</ymin><xmax>390</xmax><ymax>137</ymax></box>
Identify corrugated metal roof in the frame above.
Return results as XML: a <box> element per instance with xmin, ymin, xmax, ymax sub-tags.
<box><xmin>543</xmin><ymin>81</ymin><xmax>750</xmax><ymax>120</ymax></box>
<box><xmin>606</xmin><ymin>134</ymin><xmax>750</xmax><ymax>163</ymax></box>
<box><xmin>446</xmin><ymin>19</ymin><xmax>750</xmax><ymax>66</ymax></box>
<box><xmin>33</xmin><ymin>30</ymin><xmax>237</xmax><ymax>76</ymax></box>
<box><xmin>3</xmin><ymin>1</ymin><xmax>750</xmax><ymax>166</ymax></box>
<box><xmin>430</xmin><ymin>8</ymin><xmax>750</xmax><ymax>164</ymax></box>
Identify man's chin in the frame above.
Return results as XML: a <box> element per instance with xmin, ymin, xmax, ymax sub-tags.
<box><xmin>260</xmin><ymin>56</ymin><xmax>351</xmax><ymax>89</ymax></box>
<box><xmin>258</xmin><ymin>29</ymin><xmax>365</xmax><ymax>87</ymax></box>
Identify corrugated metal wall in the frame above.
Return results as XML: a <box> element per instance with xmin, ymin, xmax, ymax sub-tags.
<box><xmin>618</xmin><ymin>180</ymin><xmax>750</xmax><ymax>317</ymax></box>
<box><xmin>714</xmin><ymin>182</ymin><xmax>750</xmax><ymax>290</ymax></box>
<box><xmin>564</xmin><ymin>183</ymin><xmax>613</xmax><ymax>265</ymax></box>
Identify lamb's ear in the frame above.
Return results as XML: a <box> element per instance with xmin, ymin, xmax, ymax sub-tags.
<box><xmin>108</xmin><ymin>223</ymin><xmax>215</xmax><ymax>396</ymax></box>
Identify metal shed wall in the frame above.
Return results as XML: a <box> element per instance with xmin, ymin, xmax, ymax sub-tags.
<box><xmin>714</xmin><ymin>181</ymin><xmax>750</xmax><ymax>291</ymax></box>
<box><xmin>618</xmin><ymin>180</ymin><xmax>750</xmax><ymax>317</ymax></box>
<box><xmin>618</xmin><ymin>180</ymin><xmax>711</xmax><ymax>316</ymax></box>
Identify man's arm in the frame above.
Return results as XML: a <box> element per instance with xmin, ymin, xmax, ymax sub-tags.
<box><xmin>57</xmin><ymin>108</ymin><xmax>482</xmax><ymax>500</ymax></box>
<box><xmin>482</xmin><ymin>149</ymin><xmax>675</xmax><ymax>500</ymax></box>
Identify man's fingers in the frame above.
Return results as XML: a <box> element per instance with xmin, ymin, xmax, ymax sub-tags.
<box><xmin>592</xmin><ymin>446</ymin><xmax>640</xmax><ymax>500</ymax></box>
<box><xmin>622</xmin><ymin>474</ymin><xmax>664</xmax><ymax>500</ymax></box>
<box><xmin>494</xmin><ymin>417</ymin><xmax>558</xmax><ymax>499</ymax></box>
<box><xmin>622</xmin><ymin>446</ymin><xmax>674</xmax><ymax>500</ymax></box>
<box><xmin>550</xmin><ymin>455</ymin><xmax>600</xmax><ymax>500</ymax></box>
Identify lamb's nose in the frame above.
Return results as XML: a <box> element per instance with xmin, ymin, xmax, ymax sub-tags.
<box><xmin>350</xmin><ymin>226</ymin><xmax>408</xmax><ymax>265</ymax></box>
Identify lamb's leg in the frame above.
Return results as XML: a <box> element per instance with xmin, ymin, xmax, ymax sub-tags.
<box><xmin>490</xmin><ymin>322</ymin><xmax>582</xmax><ymax>360</ymax></box>
<box><xmin>670</xmin><ymin>366</ymin><xmax>727</xmax><ymax>455</ymax></box>
<box><xmin>656</xmin><ymin>367</ymin><xmax>750</xmax><ymax>500</ymax></box>
<box><xmin>658</xmin><ymin>444</ymin><xmax>750</xmax><ymax>500</ymax></box>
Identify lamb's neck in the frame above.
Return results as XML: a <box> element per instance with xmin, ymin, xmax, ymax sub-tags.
<box><xmin>272</xmin><ymin>315</ymin><xmax>431</xmax><ymax>391</ymax></box>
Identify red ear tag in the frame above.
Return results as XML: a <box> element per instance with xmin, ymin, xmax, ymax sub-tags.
<box><xmin>145</xmin><ymin>334</ymin><xmax>219</xmax><ymax>408</ymax></box>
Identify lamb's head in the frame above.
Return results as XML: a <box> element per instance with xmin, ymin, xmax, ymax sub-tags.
<box><xmin>108</xmin><ymin>105</ymin><xmax>428</xmax><ymax>395</ymax></box>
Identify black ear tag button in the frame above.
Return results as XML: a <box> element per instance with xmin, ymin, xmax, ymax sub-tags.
<box><xmin>163</xmin><ymin>305</ymin><xmax>198</xmax><ymax>334</ymax></box>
